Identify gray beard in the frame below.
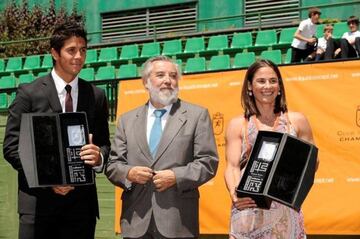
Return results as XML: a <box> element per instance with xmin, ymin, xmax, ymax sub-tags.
<box><xmin>147</xmin><ymin>83</ymin><xmax>178</xmax><ymax>106</ymax></box>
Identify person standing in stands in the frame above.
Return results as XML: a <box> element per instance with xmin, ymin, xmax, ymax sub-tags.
<box><xmin>224</xmin><ymin>59</ymin><xmax>318</xmax><ymax>239</ymax></box>
<box><xmin>105</xmin><ymin>55</ymin><xmax>218</xmax><ymax>239</ymax></box>
<box><xmin>291</xmin><ymin>7</ymin><xmax>321</xmax><ymax>63</ymax></box>
<box><xmin>3</xmin><ymin>20</ymin><xmax>110</xmax><ymax>239</ymax></box>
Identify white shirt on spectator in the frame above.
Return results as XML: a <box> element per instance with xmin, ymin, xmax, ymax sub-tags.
<box><xmin>342</xmin><ymin>31</ymin><xmax>360</xmax><ymax>48</ymax></box>
<box><xmin>291</xmin><ymin>18</ymin><xmax>317</xmax><ymax>50</ymax></box>
<box><xmin>317</xmin><ymin>37</ymin><xmax>328</xmax><ymax>51</ymax></box>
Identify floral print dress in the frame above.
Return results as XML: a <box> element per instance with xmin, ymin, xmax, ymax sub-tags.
<box><xmin>230</xmin><ymin>113</ymin><xmax>306</xmax><ymax>239</ymax></box>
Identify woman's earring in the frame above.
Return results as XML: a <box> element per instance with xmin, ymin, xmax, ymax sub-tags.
<box><xmin>248</xmin><ymin>91</ymin><xmax>253</xmax><ymax>96</ymax></box>
<box><xmin>278</xmin><ymin>91</ymin><xmax>281</xmax><ymax>95</ymax></box>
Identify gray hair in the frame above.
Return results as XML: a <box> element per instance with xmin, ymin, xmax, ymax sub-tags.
<box><xmin>141</xmin><ymin>55</ymin><xmax>182</xmax><ymax>82</ymax></box>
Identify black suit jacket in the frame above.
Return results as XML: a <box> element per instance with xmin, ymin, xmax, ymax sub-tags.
<box><xmin>3</xmin><ymin>74</ymin><xmax>110</xmax><ymax>217</ymax></box>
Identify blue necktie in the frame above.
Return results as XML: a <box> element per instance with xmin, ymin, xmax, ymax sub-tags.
<box><xmin>149</xmin><ymin>109</ymin><xmax>167</xmax><ymax>157</ymax></box>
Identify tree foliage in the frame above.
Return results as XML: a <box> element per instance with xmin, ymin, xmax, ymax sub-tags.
<box><xmin>0</xmin><ymin>0</ymin><xmax>85</xmax><ymax>58</ymax></box>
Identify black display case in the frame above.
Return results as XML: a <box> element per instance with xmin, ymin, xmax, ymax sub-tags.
<box><xmin>19</xmin><ymin>112</ymin><xmax>94</xmax><ymax>188</ymax></box>
<box><xmin>236</xmin><ymin>130</ymin><xmax>318</xmax><ymax>211</ymax></box>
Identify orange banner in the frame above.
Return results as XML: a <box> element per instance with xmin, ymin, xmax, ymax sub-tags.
<box><xmin>114</xmin><ymin>60</ymin><xmax>360</xmax><ymax>235</ymax></box>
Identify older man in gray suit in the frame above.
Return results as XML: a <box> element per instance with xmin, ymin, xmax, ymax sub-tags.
<box><xmin>105</xmin><ymin>55</ymin><xmax>218</xmax><ymax>239</ymax></box>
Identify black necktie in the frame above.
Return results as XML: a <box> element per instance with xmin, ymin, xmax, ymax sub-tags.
<box><xmin>65</xmin><ymin>85</ymin><xmax>73</xmax><ymax>112</ymax></box>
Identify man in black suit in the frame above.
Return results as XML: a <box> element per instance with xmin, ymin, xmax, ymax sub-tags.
<box><xmin>3</xmin><ymin>21</ymin><xmax>110</xmax><ymax>239</ymax></box>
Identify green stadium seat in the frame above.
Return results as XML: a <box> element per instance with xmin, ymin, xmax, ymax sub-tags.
<box><xmin>42</xmin><ymin>54</ymin><xmax>53</xmax><ymax>69</ymax></box>
<box><xmin>260</xmin><ymin>49</ymin><xmax>282</xmax><ymax>64</ymax></box>
<box><xmin>316</xmin><ymin>24</ymin><xmax>325</xmax><ymax>38</ymax></box>
<box><xmin>332</xmin><ymin>22</ymin><xmax>348</xmax><ymax>39</ymax></box>
<box><xmin>37</xmin><ymin>71</ymin><xmax>49</xmax><ymax>77</ymax></box>
<box><xmin>0</xmin><ymin>93</ymin><xmax>7</xmax><ymax>109</ymax></box>
<box><xmin>18</xmin><ymin>73</ymin><xmax>35</xmax><ymax>84</ymax></box>
<box><xmin>203</xmin><ymin>35</ymin><xmax>228</xmax><ymax>55</ymax></box>
<box><xmin>85</xmin><ymin>49</ymin><xmax>98</xmax><ymax>65</ymax></box>
<box><xmin>0</xmin><ymin>75</ymin><xmax>17</xmax><ymax>89</ymax></box>
<box><xmin>5</xmin><ymin>57</ymin><xmax>22</xmax><ymax>72</ymax></box>
<box><xmin>98</xmin><ymin>47</ymin><xmax>118</xmax><ymax>63</ymax></box>
<box><xmin>140</xmin><ymin>42</ymin><xmax>161</xmax><ymax>58</ymax></box>
<box><xmin>162</xmin><ymin>40</ymin><xmax>182</xmax><ymax>56</ymax></box>
<box><xmin>119</xmin><ymin>44</ymin><xmax>139</xmax><ymax>60</ymax></box>
<box><xmin>276</xmin><ymin>27</ymin><xmax>297</xmax><ymax>48</ymax></box>
<box><xmin>224</xmin><ymin>32</ymin><xmax>253</xmax><ymax>54</ymax></box>
<box><xmin>0</xmin><ymin>59</ymin><xmax>4</xmax><ymax>72</ymax></box>
<box><xmin>79</xmin><ymin>68</ymin><xmax>95</xmax><ymax>81</ymax></box>
<box><xmin>184</xmin><ymin>57</ymin><xmax>206</xmax><ymax>73</ymax></box>
<box><xmin>208</xmin><ymin>55</ymin><xmax>230</xmax><ymax>71</ymax></box>
<box><xmin>233</xmin><ymin>52</ymin><xmax>256</xmax><ymax>68</ymax></box>
<box><xmin>118</xmin><ymin>64</ymin><xmax>138</xmax><ymax>79</ymax></box>
<box><xmin>95</xmin><ymin>66</ymin><xmax>116</xmax><ymax>80</ymax></box>
<box><xmin>180</xmin><ymin>37</ymin><xmax>205</xmax><ymax>57</ymax></box>
<box><xmin>254</xmin><ymin>29</ymin><xmax>277</xmax><ymax>49</ymax></box>
<box><xmin>23</xmin><ymin>55</ymin><xmax>41</xmax><ymax>70</ymax></box>
<box><xmin>284</xmin><ymin>48</ymin><xmax>292</xmax><ymax>64</ymax></box>
<box><xmin>175</xmin><ymin>59</ymin><xmax>182</xmax><ymax>73</ymax></box>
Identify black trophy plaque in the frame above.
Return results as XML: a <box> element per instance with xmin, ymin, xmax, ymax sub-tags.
<box><xmin>236</xmin><ymin>130</ymin><xmax>318</xmax><ymax>211</ymax></box>
<box><xmin>19</xmin><ymin>112</ymin><xmax>94</xmax><ymax>188</ymax></box>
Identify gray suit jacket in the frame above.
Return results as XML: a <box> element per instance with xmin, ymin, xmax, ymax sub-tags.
<box><xmin>105</xmin><ymin>99</ymin><xmax>218</xmax><ymax>238</ymax></box>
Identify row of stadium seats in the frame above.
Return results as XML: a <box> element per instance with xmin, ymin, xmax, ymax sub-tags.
<box><xmin>184</xmin><ymin>50</ymin><xmax>292</xmax><ymax>73</ymax></box>
<box><xmin>0</xmin><ymin>54</ymin><xmax>52</xmax><ymax>75</ymax></box>
<box><xmin>0</xmin><ymin>21</ymin><xmax>348</xmax><ymax>77</ymax></box>
<box><xmin>0</xmin><ymin>49</ymin><xmax>292</xmax><ymax>88</ymax></box>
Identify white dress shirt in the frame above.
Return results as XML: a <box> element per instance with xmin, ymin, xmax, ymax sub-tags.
<box><xmin>51</xmin><ymin>69</ymin><xmax>79</xmax><ymax>112</ymax></box>
<box><xmin>146</xmin><ymin>102</ymin><xmax>173</xmax><ymax>144</ymax></box>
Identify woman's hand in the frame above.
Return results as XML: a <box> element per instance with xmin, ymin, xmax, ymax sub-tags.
<box><xmin>231</xmin><ymin>193</ymin><xmax>257</xmax><ymax>210</ymax></box>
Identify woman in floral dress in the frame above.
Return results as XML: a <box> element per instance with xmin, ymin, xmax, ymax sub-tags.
<box><xmin>224</xmin><ymin>59</ymin><xmax>318</xmax><ymax>239</ymax></box>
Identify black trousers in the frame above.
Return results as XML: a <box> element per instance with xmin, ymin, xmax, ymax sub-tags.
<box><xmin>324</xmin><ymin>38</ymin><xmax>340</xmax><ymax>60</ymax></box>
<box><xmin>340</xmin><ymin>37</ymin><xmax>360</xmax><ymax>58</ymax></box>
<box><xmin>291</xmin><ymin>46</ymin><xmax>314</xmax><ymax>63</ymax></box>
<box><xmin>19</xmin><ymin>213</ymin><xmax>96</xmax><ymax>239</ymax></box>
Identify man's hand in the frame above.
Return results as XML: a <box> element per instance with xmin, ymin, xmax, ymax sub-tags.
<box><xmin>80</xmin><ymin>134</ymin><xmax>101</xmax><ymax>167</ymax></box>
<box><xmin>308</xmin><ymin>37</ymin><xmax>317</xmax><ymax>45</ymax></box>
<box><xmin>52</xmin><ymin>186</ymin><xmax>74</xmax><ymax>196</ymax></box>
<box><xmin>127</xmin><ymin>166</ymin><xmax>154</xmax><ymax>184</ymax></box>
<box><xmin>153</xmin><ymin>170</ymin><xmax>176</xmax><ymax>192</ymax></box>
<box><xmin>334</xmin><ymin>48</ymin><xmax>341</xmax><ymax>57</ymax></box>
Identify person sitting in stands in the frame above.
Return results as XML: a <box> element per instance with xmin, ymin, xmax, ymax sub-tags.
<box><xmin>306</xmin><ymin>24</ymin><xmax>334</xmax><ymax>61</ymax></box>
<box><xmin>326</xmin><ymin>16</ymin><xmax>360</xmax><ymax>59</ymax></box>
<box><xmin>339</xmin><ymin>16</ymin><xmax>360</xmax><ymax>58</ymax></box>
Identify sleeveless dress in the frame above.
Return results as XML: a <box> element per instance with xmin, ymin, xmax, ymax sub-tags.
<box><xmin>230</xmin><ymin>113</ymin><xmax>306</xmax><ymax>239</ymax></box>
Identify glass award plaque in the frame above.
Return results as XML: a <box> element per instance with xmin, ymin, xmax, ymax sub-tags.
<box><xmin>236</xmin><ymin>130</ymin><xmax>318</xmax><ymax>211</ymax></box>
<box><xmin>19</xmin><ymin>112</ymin><xmax>94</xmax><ymax>188</ymax></box>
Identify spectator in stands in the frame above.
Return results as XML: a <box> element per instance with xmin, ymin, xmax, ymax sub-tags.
<box><xmin>224</xmin><ymin>59</ymin><xmax>318</xmax><ymax>239</ymax></box>
<box><xmin>105</xmin><ymin>55</ymin><xmax>218</xmax><ymax>239</ymax></box>
<box><xmin>324</xmin><ymin>16</ymin><xmax>360</xmax><ymax>60</ymax></box>
<box><xmin>306</xmin><ymin>24</ymin><xmax>334</xmax><ymax>61</ymax></box>
<box><xmin>3</xmin><ymin>20</ymin><xmax>110</xmax><ymax>239</ymax></box>
<box><xmin>291</xmin><ymin>7</ymin><xmax>321</xmax><ymax>63</ymax></box>
<box><xmin>339</xmin><ymin>16</ymin><xmax>360</xmax><ymax>58</ymax></box>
